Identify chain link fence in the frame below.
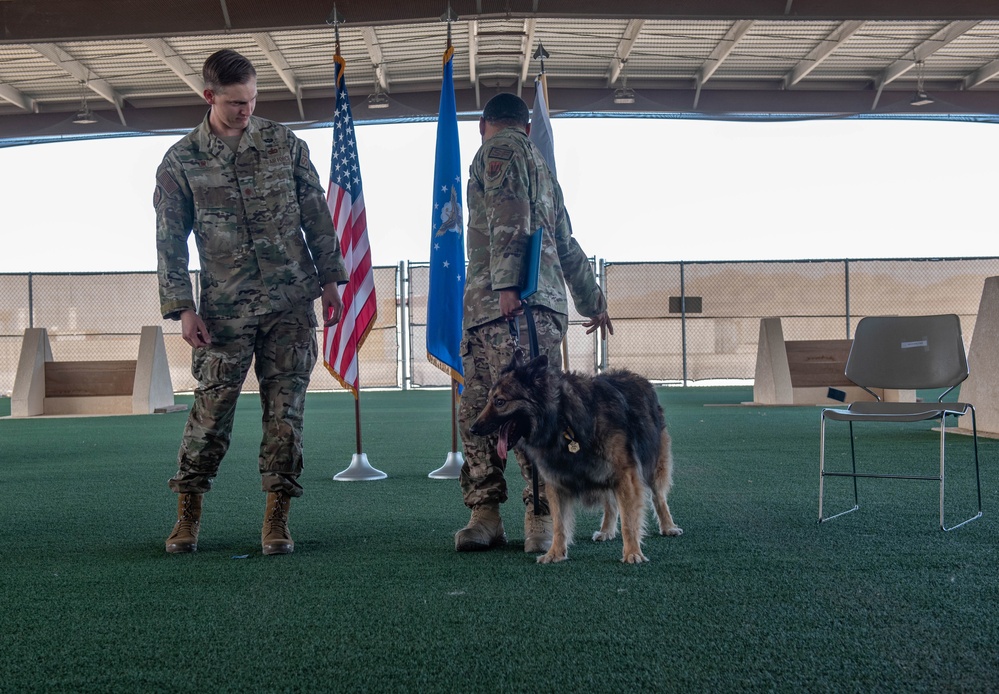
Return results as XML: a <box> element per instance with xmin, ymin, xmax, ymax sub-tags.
<box><xmin>3</xmin><ymin>257</ymin><xmax>998</xmax><ymax>395</ymax></box>
<box><xmin>406</xmin><ymin>261</ymin><xmax>600</xmax><ymax>389</ymax></box>
<box><xmin>604</xmin><ymin>258</ymin><xmax>999</xmax><ymax>382</ymax></box>
<box><xmin>0</xmin><ymin>268</ymin><xmax>400</xmax><ymax>395</ymax></box>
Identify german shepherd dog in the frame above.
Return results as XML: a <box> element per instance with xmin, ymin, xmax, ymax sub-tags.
<box><xmin>470</xmin><ymin>354</ymin><xmax>682</xmax><ymax>564</ymax></box>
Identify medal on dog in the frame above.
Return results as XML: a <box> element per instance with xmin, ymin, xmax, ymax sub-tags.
<box><xmin>563</xmin><ymin>427</ymin><xmax>580</xmax><ymax>454</ymax></box>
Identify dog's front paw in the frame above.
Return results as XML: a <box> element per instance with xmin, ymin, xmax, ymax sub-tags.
<box><xmin>622</xmin><ymin>551</ymin><xmax>648</xmax><ymax>564</ymax></box>
<box><xmin>537</xmin><ymin>550</ymin><xmax>567</xmax><ymax>564</ymax></box>
<box><xmin>660</xmin><ymin>526</ymin><xmax>683</xmax><ymax>537</ymax></box>
<box><xmin>592</xmin><ymin>530</ymin><xmax>617</xmax><ymax>542</ymax></box>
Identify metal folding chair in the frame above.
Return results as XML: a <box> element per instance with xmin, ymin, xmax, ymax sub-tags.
<box><xmin>818</xmin><ymin>314</ymin><xmax>982</xmax><ymax>531</ymax></box>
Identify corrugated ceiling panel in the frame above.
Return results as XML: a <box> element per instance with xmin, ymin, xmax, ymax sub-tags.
<box><xmin>4</xmin><ymin>12</ymin><xmax>999</xmax><ymax>129</ymax></box>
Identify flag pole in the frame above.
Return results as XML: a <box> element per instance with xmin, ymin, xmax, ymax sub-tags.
<box><xmin>430</xmin><ymin>378</ymin><xmax>464</xmax><ymax>479</ymax></box>
<box><xmin>531</xmin><ymin>42</ymin><xmax>570</xmax><ymax>372</ymax></box>
<box><xmin>428</xmin><ymin>5</ymin><xmax>465</xmax><ymax>480</ymax></box>
<box><xmin>326</xmin><ymin>7</ymin><xmax>385</xmax><ymax>482</ymax></box>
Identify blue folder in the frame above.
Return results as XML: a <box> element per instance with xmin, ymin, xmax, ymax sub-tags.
<box><xmin>520</xmin><ymin>227</ymin><xmax>543</xmax><ymax>300</ymax></box>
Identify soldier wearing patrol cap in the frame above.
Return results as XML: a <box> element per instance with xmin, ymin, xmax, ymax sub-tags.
<box><xmin>154</xmin><ymin>49</ymin><xmax>349</xmax><ymax>556</ymax></box>
<box><xmin>455</xmin><ymin>92</ymin><xmax>613</xmax><ymax>553</ymax></box>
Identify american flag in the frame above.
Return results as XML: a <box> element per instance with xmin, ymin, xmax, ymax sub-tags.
<box><xmin>323</xmin><ymin>54</ymin><xmax>376</xmax><ymax>396</ymax></box>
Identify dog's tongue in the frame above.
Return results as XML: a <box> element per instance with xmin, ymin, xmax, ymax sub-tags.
<box><xmin>497</xmin><ymin>421</ymin><xmax>513</xmax><ymax>459</ymax></box>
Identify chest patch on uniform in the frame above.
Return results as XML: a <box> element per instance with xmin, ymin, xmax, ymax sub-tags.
<box><xmin>488</xmin><ymin>146</ymin><xmax>514</xmax><ymax>160</ymax></box>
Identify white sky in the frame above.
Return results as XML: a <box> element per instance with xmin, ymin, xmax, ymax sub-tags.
<box><xmin>0</xmin><ymin>116</ymin><xmax>995</xmax><ymax>273</ymax></box>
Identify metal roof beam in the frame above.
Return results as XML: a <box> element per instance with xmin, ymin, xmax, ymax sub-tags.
<box><xmin>142</xmin><ymin>38</ymin><xmax>204</xmax><ymax>96</ymax></box>
<box><xmin>608</xmin><ymin>19</ymin><xmax>645</xmax><ymax>86</ymax></box>
<box><xmin>360</xmin><ymin>27</ymin><xmax>389</xmax><ymax>91</ymax></box>
<box><xmin>784</xmin><ymin>20</ymin><xmax>865</xmax><ymax>88</ymax></box>
<box><xmin>32</xmin><ymin>43</ymin><xmax>127</xmax><ymax>124</ymax></box>
<box><xmin>964</xmin><ymin>58</ymin><xmax>999</xmax><ymax>89</ymax></box>
<box><xmin>252</xmin><ymin>32</ymin><xmax>304</xmax><ymax>120</ymax></box>
<box><xmin>694</xmin><ymin>19</ymin><xmax>754</xmax><ymax>109</ymax></box>
<box><xmin>469</xmin><ymin>20</ymin><xmax>479</xmax><ymax>85</ymax></box>
<box><xmin>871</xmin><ymin>20</ymin><xmax>979</xmax><ymax>109</ymax></box>
<box><xmin>519</xmin><ymin>18</ymin><xmax>537</xmax><ymax>94</ymax></box>
<box><xmin>0</xmin><ymin>84</ymin><xmax>37</xmax><ymax>112</ymax></box>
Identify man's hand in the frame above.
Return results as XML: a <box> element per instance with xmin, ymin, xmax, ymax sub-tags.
<box><xmin>499</xmin><ymin>289</ymin><xmax>525</xmax><ymax>319</ymax></box>
<box><xmin>322</xmin><ymin>283</ymin><xmax>344</xmax><ymax>327</ymax></box>
<box><xmin>583</xmin><ymin>311</ymin><xmax>614</xmax><ymax>340</ymax></box>
<box><xmin>180</xmin><ymin>309</ymin><xmax>212</xmax><ymax>348</ymax></box>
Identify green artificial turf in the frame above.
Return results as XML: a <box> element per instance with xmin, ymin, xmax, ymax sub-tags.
<box><xmin>1</xmin><ymin>387</ymin><xmax>997</xmax><ymax>692</ymax></box>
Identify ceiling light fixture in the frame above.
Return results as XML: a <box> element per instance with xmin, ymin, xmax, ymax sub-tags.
<box><xmin>367</xmin><ymin>91</ymin><xmax>389</xmax><ymax>109</ymax></box>
<box><xmin>72</xmin><ymin>106</ymin><xmax>97</xmax><ymax>125</ymax></box>
<box><xmin>367</xmin><ymin>68</ymin><xmax>390</xmax><ymax>109</ymax></box>
<box><xmin>910</xmin><ymin>59</ymin><xmax>934</xmax><ymax>107</ymax></box>
<box><xmin>613</xmin><ymin>59</ymin><xmax>635</xmax><ymax>105</ymax></box>
<box><xmin>72</xmin><ymin>81</ymin><xmax>97</xmax><ymax>124</ymax></box>
<box><xmin>613</xmin><ymin>86</ymin><xmax>636</xmax><ymax>105</ymax></box>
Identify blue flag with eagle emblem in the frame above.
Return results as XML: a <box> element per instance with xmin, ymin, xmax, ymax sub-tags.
<box><xmin>426</xmin><ymin>45</ymin><xmax>465</xmax><ymax>386</ymax></box>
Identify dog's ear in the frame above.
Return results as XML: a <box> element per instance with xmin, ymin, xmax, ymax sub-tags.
<box><xmin>503</xmin><ymin>350</ymin><xmax>525</xmax><ymax>375</ymax></box>
<box><xmin>525</xmin><ymin>354</ymin><xmax>549</xmax><ymax>382</ymax></box>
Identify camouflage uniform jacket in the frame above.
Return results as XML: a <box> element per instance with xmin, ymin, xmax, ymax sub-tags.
<box><xmin>154</xmin><ymin>113</ymin><xmax>348</xmax><ymax>320</ymax></box>
<box><xmin>464</xmin><ymin>126</ymin><xmax>606</xmax><ymax>330</ymax></box>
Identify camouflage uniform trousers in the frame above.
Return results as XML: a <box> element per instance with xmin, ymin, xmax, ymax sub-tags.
<box><xmin>168</xmin><ymin>306</ymin><xmax>318</xmax><ymax>498</ymax></box>
<box><xmin>458</xmin><ymin>307</ymin><xmax>568</xmax><ymax>513</ymax></box>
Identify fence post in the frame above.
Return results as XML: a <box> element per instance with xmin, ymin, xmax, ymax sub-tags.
<box><xmin>844</xmin><ymin>259</ymin><xmax>851</xmax><ymax>338</ymax></box>
<box><xmin>597</xmin><ymin>258</ymin><xmax>605</xmax><ymax>372</ymax></box>
<box><xmin>399</xmin><ymin>261</ymin><xmax>410</xmax><ymax>391</ymax></box>
<box><xmin>680</xmin><ymin>261</ymin><xmax>688</xmax><ymax>386</ymax></box>
<box><xmin>27</xmin><ymin>272</ymin><xmax>34</xmax><ymax>329</ymax></box>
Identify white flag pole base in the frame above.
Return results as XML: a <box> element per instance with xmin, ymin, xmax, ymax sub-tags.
<box><xmin>333</xmin><ymin>453</ymin><xmax>387</xmax><ymax>482</ymax></box>
<box><xmin>428</xmin><ymin>451</ymin><xmax>464</xmax><ymax>479</ymax></box>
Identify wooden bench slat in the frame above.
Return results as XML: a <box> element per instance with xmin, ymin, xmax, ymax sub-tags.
<box><xmin>785</xmin><ymin>339</ymin><xmax>854</xmax><ymax>388</ymax></box>
<box><xmin>44</xmin><ymin>360</ymin><xmax>137</xmax><ymax>397</ymax></box>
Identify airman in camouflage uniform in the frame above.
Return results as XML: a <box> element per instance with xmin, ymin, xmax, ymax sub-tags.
<box><xmin>156</xmin><ymin>49</ymin><xmax>348</xmax><ymax>556</ymax></box>
<box><xmin>456</xmin><ymin>93</ymin><xmax>613</xmax><ymax>553</ymax></box>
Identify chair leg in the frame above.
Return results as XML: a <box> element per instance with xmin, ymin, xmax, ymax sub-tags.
<box><xmin>848</xmin><ymin>421</ymin><xmax>859</xmax><ymax>506</ymax></box>
<box><xmin>819</xmin><ymin>413</ymin><xmax>826</xmax><ymax>523</ymax></box>
<box><xmin>941</xmin><ymin>407</ymin><xmax>983</xmax><ymax>532</ymax></box>
<box><xmin>819</xmin><ymin>414</ymin><xmax>860</xmax><ymax>524</ymax></box>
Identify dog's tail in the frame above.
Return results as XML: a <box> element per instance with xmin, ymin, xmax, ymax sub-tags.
<box><xmin>633</xmin><ymin>404</ymin><xmax>667</xmax><ymax>488</ymax></box>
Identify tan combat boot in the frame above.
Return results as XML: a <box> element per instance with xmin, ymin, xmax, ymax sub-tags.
<box><xmin>165</xmin><ymin>493</ymin><xmax>203</xmax><ymax>554</ymax></box>
<box><xmin>454</xmin><ymin>503</ymin><xmax>507</xmax><ymax>551</ymax></box>
<box><xmin>262</xmin><ymin>491</ymin><xmax>295</xmax><ymax>555</ymax></box>
<box><xmin>524</xmin><ymin>505</ymin><xmax>553</xmax><ymax>553</ymax></box>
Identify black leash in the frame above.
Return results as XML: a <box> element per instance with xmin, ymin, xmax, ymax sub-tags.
<box><xmin>508</xmin><ymin>303</ymin><xmax>542</xmax><ymax>515</ymax></box>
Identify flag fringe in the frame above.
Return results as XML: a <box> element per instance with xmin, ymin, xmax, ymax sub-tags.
<box><xmin>324</xmin><ymin>307</ymin><xmax>378</xmax><ymax>399</ymax></box>
<box><xmin>323</xmin><ymin>360</ymin><xmax>358</xmax><ymax>399</ymax></box>
<box><xmin>427</xmin><ymin>353</ymin><xmax>464</xmax><ymax>386</ymax></box>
